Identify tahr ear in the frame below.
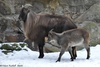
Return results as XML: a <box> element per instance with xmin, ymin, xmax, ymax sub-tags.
<box><xmin>49</xmin><ymin>29</ymin><xmax>54</xmax><ymax>34</ymax></box>
<box><xmin>48</xmin><ymin>29</ymin><xmax>54</xmax><ymax>36</ymax></box>
<box><xmin>49</xmin><ymin>29</ymin><xmax>59</xmax><ymax>36</ymax></box>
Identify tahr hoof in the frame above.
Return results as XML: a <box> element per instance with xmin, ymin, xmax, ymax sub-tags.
<box><xmin>71</xmin><ymin>58</ymin><xmax>74</xmax><ymax>61</ymax></box>
<box><xmin>38</xmin><ymin>55</ymin><xmax>44</xmax><ymax>58</ymax></box>
<box><xmin>73</xmin><ymin>57</ymin><xmax>76</xmax><ymax>59</ymax></box>
<box><xmin>86</xmin><ymin>56</ymin><xmax>90</xmax><ymax>59</ymax></box>
<box><xmin>56</xmin><ymin>60</ymin><xmax>60</xmax><ymax>62</ymax></box>
<box><xmin>56</xmin><ymin>59</ymin><xmax>60</xmax><ymax>62</ymax></box>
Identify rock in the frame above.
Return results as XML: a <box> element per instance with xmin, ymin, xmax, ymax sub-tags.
<box><xmin>0</xmin><ymin>16</ymin><xmax>24</xmax><ymax>42</ymax></box>
<box><xmin>0</xmin><ymin>1</ymin><xmax>11</xmax><ymax>15</ymax></box>
<box><xmin>32</xmin><ymin>2</ymin><xmax>45</xmax><ymax>13</ymax></box>
<box><xmin>45</xmin><ymin>43</ymin><xmax>61</xmax><ymax>52</ymax></box>
<box><xmin>80</xmin><ymin>21</ymin><xmax>100</xmax><ymax>46</ymax></box>
<box><xmin>5</xmin><ymin>34</ymin><xmax>25</xmax><ymax>42</ymax></box>
<box><xmin>0</xmin><ymin>17</ymin><xmax>8</xmax><ymax>33</ymax></box>
<box><xmin>0</xmin><ymin>42</ymin><xmax>28</xmax><ymax>54</ymax></box>
<box><xmin>75</xmin><ymin>2</ymin><xmax>100</xmax><ymax>23</ymax></box>
<box><xmin>4</xmin><ymin>0</ymin><xmax>26</xmax><ymax>14</ymax></box>
<box><xmin>59</xmin><ymin>0</ymin><xmax>97</xmax><ymax>19</ymax></box>
<box><xmin>55</xmin><ymin>6</ymin><xmax>64</xmax><ymax>15</ymax></box>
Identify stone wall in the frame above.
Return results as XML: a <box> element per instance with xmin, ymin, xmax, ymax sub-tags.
<box><xmin>0</xmin><ymin>0</ymin><xmax>100</xmax><ymax>51</ymax></box>
<box><xmin>0</xmin><ymin>0</ymin><xmax>25</xmax><ymax>42</ymax></box>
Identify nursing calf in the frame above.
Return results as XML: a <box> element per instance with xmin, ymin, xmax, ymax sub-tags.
<box><xmin>47</xmin><ymin>28</ymin><xmax>90</xmax><ymax>62</ymax></box>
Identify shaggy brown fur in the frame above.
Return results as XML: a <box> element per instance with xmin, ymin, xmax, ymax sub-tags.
<box><xmin>18</xmin><ymin>7</ymin><xmax>77</xmax><ymax>58</ymax></box>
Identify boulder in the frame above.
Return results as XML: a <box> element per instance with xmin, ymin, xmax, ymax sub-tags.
<box><xmin>80</xmin><ymin>21</ymin><xmax>100</xmax><ymax>46</ymax></box>
<box><xmin>0</xmin><ymin>1</ymin><xmax>11</xmax><ymax>15</ymax></box>
<box><xmin>75</xmin><ymin>2</ymin><xmax>100</xmax><ymax>23</ymax></box>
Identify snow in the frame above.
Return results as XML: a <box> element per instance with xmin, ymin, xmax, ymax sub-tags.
<box><xmin>0</xmin><ymin>44</ymin><xmax>100</xmax><ymax>67</ymax></box>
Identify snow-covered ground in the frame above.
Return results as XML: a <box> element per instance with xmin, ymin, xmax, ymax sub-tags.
<box><xmin>0</xmin><ymin>44</ymin><xmax>100</xmax><ymax>67</ymax></box>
